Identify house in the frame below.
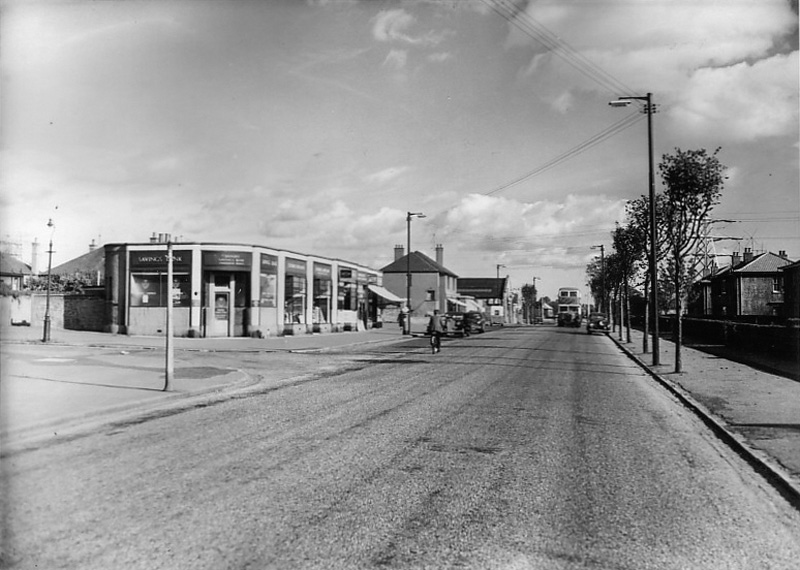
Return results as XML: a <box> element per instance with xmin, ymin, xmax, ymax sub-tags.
<box><xmin>780</xmin><ymin>259</ymin><xmax>800</xmax><ymax>321</ymax></box>
<box><xmin>51</xmin><ymin>239</ymin><xmax>106</xmax><ymax>285</ymax></box>
<box><xmin>0</xmin><ymin>253</ymin><xmax>32</xmax><ymax>292</ymax></box>
<box><xmin>456</xmin><ymin>277</ymin><xmax>511</xmax><ymax>324</ymax></box>
<box><xmin>380</xmin><ymin>244</ymin><xmax>459</xmax><ymax>318</ymax></box>
<box><xmin>710</xmin><ymin>248</ymin><xmax>795</xmax><ymax>317</ymax></box>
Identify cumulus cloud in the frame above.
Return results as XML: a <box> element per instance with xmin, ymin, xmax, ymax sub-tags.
<box><xmin>670</xmin><ymin>51</ymin><xmax>799</xmax><ymax>142</ymax></box>
<box><xmin>509</xmin><ymin>0</ymin><xmax>798</xmax><ymax>141</ymax></box>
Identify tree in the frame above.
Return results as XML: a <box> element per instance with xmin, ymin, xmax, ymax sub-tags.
<box><xmin>659</xmin><ymin>147</ymin><xmax>726</xmax><ymax>373</ymax></box>
<box><xmin>612</xmin><ymin>223</ymin><xmax>646</xmax><ymax>344</ymax></box>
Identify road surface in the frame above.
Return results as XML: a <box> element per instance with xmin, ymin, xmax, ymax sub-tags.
<box><xmin>3</xmin><ymin>326</ymin><xmax>800</xmax><ymax>569</ymax></box>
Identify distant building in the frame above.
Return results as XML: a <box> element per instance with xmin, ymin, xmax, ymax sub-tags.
<box><xmin>780</xmin><ymin>259</ymin><xmax>800</xmax><ymax>321</ymax></box>
<box><xmin>380</xmin><ymin>244</ymin><xmax>459</xmax><ymax>317</ymax></box>
<box><xmin>0</xmin><ymin>253</ymin><xmax>32</xmax><ymax>292</ymax></box>
<box><xmin>710</xmin><ymin>248</ymin><xmax>794</xmax><ymax>317</ymax></box>
<box><xmin>456</xmin><ymin>277</ymin><xmax>511</xmax><ymax>324</ymax></box>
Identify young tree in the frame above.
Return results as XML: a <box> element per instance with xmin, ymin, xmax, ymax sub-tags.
<box><xmin>659</xmin><ymin>147</ymin><xmax>726</xmax><ymax>373</ymax></box>
<box><xmin>612</xmin><ymin>223</ymin><xmax>645</xmax><ymax>344</ymax></box>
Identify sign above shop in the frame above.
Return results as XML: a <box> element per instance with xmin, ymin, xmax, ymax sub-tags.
<box><xmin>203</xmin><ymin>251</ymin><xmax>252</xmax><ymax>271</ymax></box>
<box><xmin>130</xmin><ymin>250</ymin><xmax>191</xmax><ymax>272</ymax></box>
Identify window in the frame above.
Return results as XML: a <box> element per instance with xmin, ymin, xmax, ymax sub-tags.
<box><xmin>130</xmin><ymin>274</ymin><xmax>190</xmax><ymax>307</ymax></box>
<box><xmin>773</xmin><ymin>277</ymin><xmax>782</xmax><ymax>293</ymax></box>
<box><xmin>426</xmin><ymin>289</ymin><xmax>436</xmax><ymax>301</ymax></box>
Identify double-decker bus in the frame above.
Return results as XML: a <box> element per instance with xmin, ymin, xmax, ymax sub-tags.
<box><xmin>556</xmin><ymin>287</ymin><xmax>582</xmax><ymax>327</ymax></box>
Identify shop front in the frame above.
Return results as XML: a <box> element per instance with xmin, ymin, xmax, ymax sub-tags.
<box><xmin>202</xmin><ymin>250</ymin><xmax>251</xmax><ymax>337</ymax></box>
<box><xmin>283</xmin><ymin>257</ymin><xmax>307</xmax><ymax>335</ymax></box>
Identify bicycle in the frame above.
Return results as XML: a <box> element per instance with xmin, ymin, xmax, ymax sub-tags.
<box><xmin>430</xmin><ymin>331</ymin><xmax>441</xmax><ymax>354</ymax></box>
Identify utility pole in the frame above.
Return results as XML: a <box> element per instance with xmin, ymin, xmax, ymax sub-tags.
<box><xmin>164</xmin><ymin>240</ymin><xmax>174</xmax><ymax>391</ymax></box>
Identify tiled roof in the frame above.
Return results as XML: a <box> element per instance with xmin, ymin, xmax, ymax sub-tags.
<box><xmin>732</xmin><ymin>252</ymin><xmax>795</xmax><ymax>274</ymax></box>
<box><xmin>51</xmin><ymin>247</ymin><xmax>105</xmax><ymax>277</ymax></box>
<box><xmin>381</xmin><ymin>251</ymin><xmax>458</xmax><ymax>277</ymax></box>
<box><xmin>0</xmin><ymin>253</ymin><xmax>32</xmax><ymax>276</ymax></box>
<box><xmin>457</xmin><ymin>277</ymin><xmax>506</xmax><ymax>298</ymax></box>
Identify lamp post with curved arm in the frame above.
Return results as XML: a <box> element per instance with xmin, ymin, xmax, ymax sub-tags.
<box><xmin>42</xmin><ymin>218</ymin><xmax>55</xmax><ymax>343</ymax></box>
<box><xmin>609</xmin><ymin>93</ymin><xmax>660</xmax><ymax>366</ymax></box>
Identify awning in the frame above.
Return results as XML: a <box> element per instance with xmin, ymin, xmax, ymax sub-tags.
<box><xmin>447</xmin><ymin>297</ymin><xmax>468</xmax><ymax>308</ymax></box>
<box><xmin>368</xmin><ymin>284</ymin><xmax>405</xmax><ymax>304</ymax></box>
<box><xmin>464</xmin><ymin>299</ymin><xmax>483</xmax><ymax>312</ymax></box>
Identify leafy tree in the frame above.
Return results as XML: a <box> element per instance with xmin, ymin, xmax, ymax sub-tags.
<box><xmin>659</xmin><ymin>147</ymin><xmax>726</xmax><ymax>372</ymax></box>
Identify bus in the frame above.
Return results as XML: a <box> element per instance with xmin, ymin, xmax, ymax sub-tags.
<box><xmin>556</xmin><ymin>287</ymin><xmax>582</xmax><ymax>327</ymax></box>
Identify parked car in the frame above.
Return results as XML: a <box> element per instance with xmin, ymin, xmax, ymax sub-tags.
<box><xmin>586</xmin><ymin>312</ymin><xmax>610</xmax><ymax>334</ymax></box>
<box><xmin>444</xmin><ymin>311</ymin><xmax>485</xmax><ymax>336</ymax></box>
<box><xmin>463</xmin><ymin>311</ymin><xmax>485</xmax><ymax>334</ymax></box>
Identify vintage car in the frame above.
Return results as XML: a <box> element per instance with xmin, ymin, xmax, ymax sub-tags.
<box><xmin>586</xmin><ymin>312</ymin><xmax>610</xmax><ymax>334</ymax></box>
<box><xmin>444</xmin><ymin>311</ymin><xmax>485</xmax><ymax>336</ymax></box>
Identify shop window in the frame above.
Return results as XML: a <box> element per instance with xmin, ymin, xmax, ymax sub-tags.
<box><xmin>284</xmin><ymin>274</ymin><xmax>306</xmax><ymax>323</ymax></box>
<box><xmin>130</xmin><ymin>274</ymin><xmax>190</xmax><ymax>307</ymax></box>
<box><xmin>338</xmin><ymin>282</ymin><xmax>357</xmax><ymax>311</ymax></box>
<box><xmin>313</xmin><ymin>278</ymin><xmax>331</xmax><ymax>323</ymax></box>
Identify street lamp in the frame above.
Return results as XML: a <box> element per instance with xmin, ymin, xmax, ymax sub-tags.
<box><xmin>496</xmin><ymin>264</ymin><xmax>506</xmax><ymax>279</ymax></box>
<box><xmin>609</xmin><ymin>92</ymin><xmax>660</xmax><ymax>366</ymax></box>
<box><xmin>591</xmin><ymin>244</ymin><xmax>605</xmax><ymax>314</ymax></box>
<box><xmin>42</xmin><ymin>218</ymin><xmax>55</xmax><ymax>343</ymax></box>
<box><xmin>532</xmin><ymin>276</ymin><xmax>540</xmax><ymax>324</ymax></box>
<box><xmin>405</xmin><ymin>211</ymin><xmax>425</xmax><ymax>335</ymax></box>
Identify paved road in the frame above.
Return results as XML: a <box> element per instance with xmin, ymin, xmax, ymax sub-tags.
<box><xmin>3</xmin><ymin>327</ymin><xmax>800</xmax><ymax>569</ymax></box>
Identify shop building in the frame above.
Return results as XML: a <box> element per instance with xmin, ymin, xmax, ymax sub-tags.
<box><xmin>104</xmin><ymin>236</ymin><xmax>388</xmax><ymax>337</ymax></box>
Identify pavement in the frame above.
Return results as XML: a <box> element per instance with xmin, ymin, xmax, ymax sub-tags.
<box><xmin>2</xmin><ymin>321</ymin><xmax>799</xmax><ymax>509</ymax></box>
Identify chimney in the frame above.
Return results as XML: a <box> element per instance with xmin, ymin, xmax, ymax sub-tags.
<box><xmin>731</xmin><ymin>252</ymin><xmax>741</xmax><ymax>267</ymax></box>
<box><xmin>435</xmin><ymin>244</ymin><xmax>444</xmax><ymax>266</ymax></box>
<box><xmin>31</xmin><ymin>239</ymin><xmax>39</xmax><ymax>275</ymax></box>
<box><xmin>743</xmin><ymin>247</ymin><xmax>753</xmax><ymax>263</ymax></box>
<box><xmin>394</xmin><ymin>245</ymin><xmax>405</xmax><ymax>261</ymax></box>
<box><xmin>779</xmin><ymin>250</ymin><xmax>787</xmax><ymax>258</ymax></box>
<box><xmin>149</xmin><ymin>232</ymin><xmax>158</xmax><ymax>244</ymax></box>
<box><xmin>89</xmin><ymin>238</ymin><xmax>96</xmax><ymax>252</ymax></box>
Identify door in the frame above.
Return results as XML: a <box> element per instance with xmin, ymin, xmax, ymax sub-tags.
<box><xmin>206</xmin><ymin>273</ymin><xmax>233</xmax><ymax>337</ymax></box>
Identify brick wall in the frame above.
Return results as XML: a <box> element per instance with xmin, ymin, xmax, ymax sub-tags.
<box><xmin>64</xmin><ymin>296</ymin><xmax>106</xmax><ymax>331</ymax></box>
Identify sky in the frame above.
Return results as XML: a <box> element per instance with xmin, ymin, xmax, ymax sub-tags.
<box><xmin>1</xmin><ymin>0</ymin><xmax>798</xmax><ymax>302</ymax></box>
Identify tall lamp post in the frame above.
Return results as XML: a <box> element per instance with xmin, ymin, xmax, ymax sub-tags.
<box><xmin>496</xmin><ymin>264</ymin><xmax>506</xmax><ymax>279</ymax></box>
<box><xmin>405</xmin><ymin>211</ymin><xmax>425</xmax><ymax>335</ymax></box>
<box><xmin>609</xmin><ymin>92</ymin><xmax>660</xmax><ymax>366</ymax></box>
<box><xmin>42</xmin><ymin>218</ymin><xmax>55</xmax><ymax>343</ymax></box>
<box><xmin>591</xmin><ymin>244</ymin><xmax>605</xmax><ymax>314</ymax></box>
<box><xmin>532</xmin><ymin>276</ymin><xmax>540</xmax><ymax>324</ymax></box>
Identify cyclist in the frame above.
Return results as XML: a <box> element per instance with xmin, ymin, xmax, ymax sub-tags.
<box><xmin>428</xmin><ymin>309</ymin><xmax>444</xmax><ymax>354</ymax></box>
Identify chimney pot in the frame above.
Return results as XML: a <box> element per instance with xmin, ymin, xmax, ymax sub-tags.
<box><xmin>435</xmin><ymin>244</ymin><xmax>444</xmax><ymax>266</ymax></box>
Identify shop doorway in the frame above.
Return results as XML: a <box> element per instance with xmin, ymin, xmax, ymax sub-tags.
<box><xmin>206</xmin><ymin>273</ymin><xmax>233</xmax><ymax>337</ymax></box>
<box><xmin>204</xmin><ymin>271</ymin><xmax>250</xmax><ymax>337</ymax></box>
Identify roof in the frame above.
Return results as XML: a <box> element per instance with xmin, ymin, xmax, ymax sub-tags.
<box><xmin>380</xmin><ymin>251</ymin><xmax>458</xmax><ymax>278</ymax></box>
<box><xmin>457</xmin><ymin>277</ymin><xmax>507</xmax><ymax>298</ymax></box>
<box><xmin>0</xmin><ymin>253</ymin><xmax>32</xmax><ymax>276</ymax></box>
<box><xmin>51</xmin><ymin>247</ymin><xmax>105</xmax><ymax>277</ymax></box>
<box><xmin>731</xmin><ymin>252</ymin><xmax>795</xmax><ymax>274</ymax></box>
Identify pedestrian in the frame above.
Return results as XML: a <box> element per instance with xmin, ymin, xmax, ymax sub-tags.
<box><xmin>399</xmin><ymin>306</ymin><xmax>409</xmax><ymax>334</ymax></box>
<box><xmin>428</xmin><ymin>309</ymin><xmax>444</xmax><ymax>353</ymax></box>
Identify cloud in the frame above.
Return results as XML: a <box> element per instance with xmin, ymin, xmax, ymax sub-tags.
<box><xmin>363</xmin><ymin>166</ymin><xmax>410</xmax><ymax>185</ymax></box>
<box><xmin>428</xmin><ymin>52</ymin><xmax>452</xmax><ymax>63</ymax></box>
<box><xmin>371</xmin><ymin>8</ymin><xmax>448</xmax><ymax>46</ymax></box>
<box><xmin>670</xmin><ymin>51</ymin><xmax>799</xmax><ymax>142</ymax></box>
<box><xmin>508</xmin><ymin>0</ymin><xmax>798</xmax><ymax>141</ymax></box>
<box><xmin>383</xmin><ymin>49</ymin><xmax>408</xmax><ymax>70</ymax></box>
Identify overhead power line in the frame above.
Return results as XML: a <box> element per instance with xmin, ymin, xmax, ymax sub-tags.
<box><xmin>484</xmin><ymin>111</ymin><xmax>644</xmax><ymax>196</ymax></box>
<box><xmin>481</xmin><ymin>0</ymin><xmax>634</xmax><ymax>96</ymax></box>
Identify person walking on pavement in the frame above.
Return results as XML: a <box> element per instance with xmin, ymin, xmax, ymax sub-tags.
<box><xmin>428</xmin><ymin>309</ymin><xmax>444</xmax><ymax>353</ymax></box>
